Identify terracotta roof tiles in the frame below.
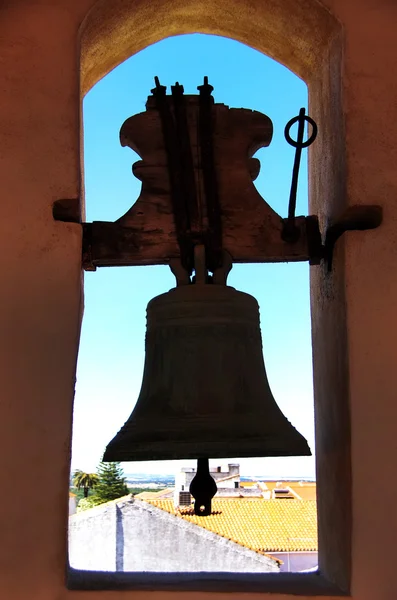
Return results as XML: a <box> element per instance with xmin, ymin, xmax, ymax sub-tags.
<box><xmin>147</xmin><ymin>498</ymin><xmax>317</xmax><ymax>553</ymax></box>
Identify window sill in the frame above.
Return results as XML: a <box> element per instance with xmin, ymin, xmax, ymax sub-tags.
<box><xmin>68</xmin><ymin>568</ymin><xmax>348</xmax><ymax>595</ymax></box>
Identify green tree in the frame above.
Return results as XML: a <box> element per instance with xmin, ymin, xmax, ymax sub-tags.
<box><xmin>77</xmin><ymin>496</ymin><xmax>98</xmax><ymax>512</ymax></box>
<box><xmin>72</xmin><ymin>470</ymin><xmax>99</xmax><ymax>498</ymax></box>
<box><xmin>92</xmin><ymin>462</ymin><xmax>128</xmax><ymax>504</ymax></box>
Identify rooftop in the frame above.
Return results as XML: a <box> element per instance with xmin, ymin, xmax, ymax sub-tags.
<box><xmin>146</xmin><ymin>498</ymin><xmax>317</xmax><ymax>553</ymax></box>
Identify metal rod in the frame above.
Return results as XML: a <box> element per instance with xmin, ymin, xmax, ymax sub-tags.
<box><xmin>198</xmin><ymin>76</ymin><xmax>223</xmax><ymax>272</ymax></box>
<box><xmin>283</xmin><ymin>108</ymin><xmax>318</xmax><ymax>243</ymax></box>
<box><xmin>151</xmin><ymin>77</ymin><xmax>193</xmax><ymax>272</ymax></box>
<box><xmin>287</xmin><ymin>107</ymin><xmax>306</xmax><ymax>224</ymax></box>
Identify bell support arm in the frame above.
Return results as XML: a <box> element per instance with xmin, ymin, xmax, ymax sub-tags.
<box><xmin>53</xmin><ymin>203</ymin><xmax>382</xmax><ymax>273</ymax></box>
<box><xmin>323</xmin><ymin>205</ymin><xmax>383</xmax><ymax>271</ymax></box>
<box><xmin>78</xmin><ymin>215</ymin><xmax>321</xmax><ymax>271</ymax></box>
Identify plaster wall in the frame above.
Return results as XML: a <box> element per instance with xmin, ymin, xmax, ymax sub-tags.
<box><xmin>216</xmin><ymin>479</ymin><xmax>239</xmax><ymax>490</ymax></box>
<box><xmin>0</xmin><ymin>0</ymin><xmax>396</xmax><ymax>599</ymax></box>
<box><xmin>69</xmin><ymin>502</ymin><xmax>117</xmax><ymax>571</ymax></box>
<box><xmin>69</xmin><ymin>497</ymin><xmax>278</xmax><ymax>573</ymax></box>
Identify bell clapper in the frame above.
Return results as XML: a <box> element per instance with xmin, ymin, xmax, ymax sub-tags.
<box><xmin>189</xmin><ymin>458</ymin><xmax>218</xmax><ymax>516</ymax></box>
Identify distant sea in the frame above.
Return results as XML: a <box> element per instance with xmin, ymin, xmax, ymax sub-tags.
<box><xmin>124</xmin><ymin>473</ymin><xmax>316</xmax><ymax>486</ymax></box>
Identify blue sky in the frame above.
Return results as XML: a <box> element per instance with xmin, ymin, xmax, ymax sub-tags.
<box><xmin>71</xmin><ymin>34</ymin><xmax>315</xmax><ymax>479</ymax></box>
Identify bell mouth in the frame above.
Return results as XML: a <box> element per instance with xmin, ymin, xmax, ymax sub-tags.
<box><xmin>103</xmin><ymin>434</ymin><xmax>312</xmax><ymax>463</ymax></box>
<box><xmin>104</xmin><ymin>410</ymin><xmax>312</xmax><ymax>463</ymax></box>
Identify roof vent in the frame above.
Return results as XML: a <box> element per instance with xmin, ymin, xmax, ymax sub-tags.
<box><xmin>273</xmin><ymin>488</ymin><xmax>295</xmax><ymax>499</ymax></box>
<box><xmin>178</xmin><ymin>491</ymin><xmax>192</xmax><ymax>506</ymax></box>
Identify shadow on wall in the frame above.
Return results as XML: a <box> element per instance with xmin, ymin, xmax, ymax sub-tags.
<box><xmin>68</xmin><ymin>496</ymin><xmax>278</xmax><ymax>572</ymax></box>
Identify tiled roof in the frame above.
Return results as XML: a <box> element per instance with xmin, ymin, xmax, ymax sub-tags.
<box><xmin>262</xmin><ymin>481</ymin><xmax>313</xmax><ymax>491</ymax></box>
<box><xmin>147</xmin><ymin>498</ymin><xmax>317</xmax><ymax>553</ymax></box>
<box><xmin>258</xmin><ymin>481</ymin><xmax>317</xmax><ymax>501</ymax></box>
<box><xmin>289</xmin><ymin>483</ymin><xmax>317</xmax><ymax>501</ymax></box>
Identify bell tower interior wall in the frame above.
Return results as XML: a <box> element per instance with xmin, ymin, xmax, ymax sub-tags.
<box><xmin>0</xmin><ymin>1</ymin><xmax>396</xmax><ymax>599</ymax></box>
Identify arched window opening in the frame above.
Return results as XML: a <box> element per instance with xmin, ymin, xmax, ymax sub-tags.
<box><xmin>70</xmin><ymin>33</ymin><xmax>317</xmax><ymax>580</ymax></box>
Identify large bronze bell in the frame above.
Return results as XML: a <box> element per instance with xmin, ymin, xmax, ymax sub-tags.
<box><xmin>104</xmin><ymin>280</ymin><xmax>311</xmax><ymax>462</ymax></box>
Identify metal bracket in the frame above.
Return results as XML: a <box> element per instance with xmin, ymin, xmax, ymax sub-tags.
<box><xmin>324</xmin><ymin>205</ymin><xmax>383</xmax><ymax>271</ymax></box>
<box><xmin>52</xmin><ymin>198</ymin><xmax>80</xmax><ymax>223</ymax></box>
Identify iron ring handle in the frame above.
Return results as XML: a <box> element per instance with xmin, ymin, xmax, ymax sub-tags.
<box><xmin>284</xmin><ymin>115</ymin><xmax>318</xmax><ymax>148</ymax></box>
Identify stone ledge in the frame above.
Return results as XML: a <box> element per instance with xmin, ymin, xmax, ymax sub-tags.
<box><xmin>67</xmin><ymin>569</ymin><xmax>348</xmax><ymax>595</ymax></box>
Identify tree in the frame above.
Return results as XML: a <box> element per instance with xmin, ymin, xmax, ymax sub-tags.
<box><xmin>92</xmin><ymin>461</ymin><xmax>128</xmax><ymax>504</ymax></box>
<box><xmin>76</xmin><ymin>496</ymin><xmax>98</xmax><ymax>512</ymax></box>
<box><xmin>72</xmin><ymin>470</ymin><xmax>99</xmax><ymax>498</ymax></box>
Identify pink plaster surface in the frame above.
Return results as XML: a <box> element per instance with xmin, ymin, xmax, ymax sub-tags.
<box><xmin>0</xmin><ymin>1</ymin><xmax>396</xmax><ymax>598</ymax></box>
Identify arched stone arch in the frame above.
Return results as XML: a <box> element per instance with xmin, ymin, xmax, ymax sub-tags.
<box><xmin>78</xmin><ymin>0</ymin><xmax>345</xmax><ymax>224</ymax></box>
<box><xmin>79</xmin><ymin>0</ymin><xmax>339</xmax><ymax>94</ymax></box>
<box><xmin>76</xmin><ymin>1</ymin><xmax>349</xmax><ymax>595</ymax></box>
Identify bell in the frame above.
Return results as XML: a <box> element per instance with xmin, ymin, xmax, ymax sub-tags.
<box><xmin>104</xmin><ymin>281</ymin><xmax>311</xmax><ymax>461</ymax></box>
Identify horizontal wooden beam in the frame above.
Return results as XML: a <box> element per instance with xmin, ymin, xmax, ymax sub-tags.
<box><xmin>82</xmin><ymin>215</ymin><xmax>323</xmax><ymax>270</ymax></box>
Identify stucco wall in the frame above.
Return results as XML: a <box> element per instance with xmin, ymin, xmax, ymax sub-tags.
<box><xmin>69</xmin><ymin>501</ymin><xmax>117</xmax><ymax>571</ymax></box>
<box><xmin>69</xmin><ymin>497</ymin><xmax>278</xmax><ymax>573</ymax></box>
<box><xmin>0</xmin><ymin>0</ymin><xmax>396</xmax><ymax>599</ymax></box>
